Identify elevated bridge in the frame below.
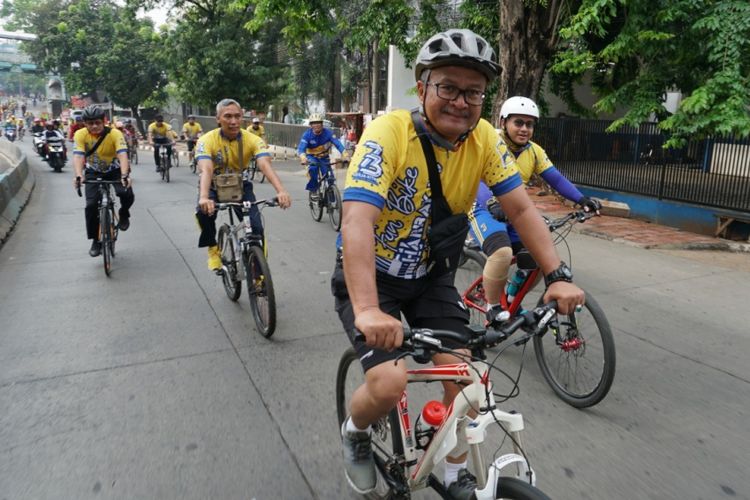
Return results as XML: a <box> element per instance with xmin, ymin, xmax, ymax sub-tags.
<box><xmin>0</xmin><ymin>30</ymin><xmax>37</xmax><ymax>72</ymax></box>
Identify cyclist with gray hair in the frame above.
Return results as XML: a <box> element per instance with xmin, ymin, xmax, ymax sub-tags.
<box><xmin>195</xmin><ymin>99</ymin><xmax>291</xmax><ymax>272</ymax></box>
<box><xmin>333</xmin><ymin>29</ymin><xmax>585</xmax><ymax>498</ymax></box>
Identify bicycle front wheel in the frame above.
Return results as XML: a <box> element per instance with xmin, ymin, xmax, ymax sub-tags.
<box><xmin>165</xmin><ymin>161</ymin><xmax>170</xmax><ymax>182</ymax></box>
<box><xmin>99</xmin><ymin>206</ymin><xmax>112</xmax><ymax>277</ymax></box>
<box><xmin>494</xmin><ymin>477</ymin><xmax>551</xmax><ymax>499</ymax></box>
<box><xmin>327</xmin><ymin>185</ymin><xmax>342</xmax><ymax>231</ymax></box>
<box><xmin>309</xmin><ymin>190</ymin><xmax>323</xmax><ymax>222</ymax></box>
<box><xmin>245</xmin><ymin>245</ymin><xmax>276</xmax><ymax>338</ymax></box>
<box><xmin>454</xmin><ymin>248</ymin><xmax>487</xmax><ymax>326</ymax></box>
<box><xmin>533</xmin><ymin>291</ymin><xmax>615</xmax><ymax>408</ymax></box>
<box><xmin>133</xmin><ymin>148</ymin><xmax>138</xmax><ymax>165</ymax></box>
<box><xmin>336</xmin><ymin>347</ymin><xmax>405</xmax><ymax>494</ymax></box>
<box><xmin>217</xmin><ymin>225</ymin><xmax>241</xmax><ymax>301</ymax></box>
<box><xmin>174</xmin><ymin>151</ymin><xmax>180</xmax><ymax>168</ymax></box>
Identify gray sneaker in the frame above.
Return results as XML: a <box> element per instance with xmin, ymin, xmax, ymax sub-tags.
<box><xmin>447</xmin><ymin>469</ymin><xmax>477</xmax><ymax>500</ymax></box>
<box><xmin>341</xmin><ymin>417</ymin><xmax>376</xmax><ymax>494</ymax></box>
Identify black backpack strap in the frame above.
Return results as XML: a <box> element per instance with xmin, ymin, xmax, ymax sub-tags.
<box><xmin>84</xmin><ymin>126</ymin><xmax>111</xmax><ymax>158</ymax></box>
<box><xmin>411</xmin><ymin>109</ymin><xmax>452</xmax><ymax>222</ymax></box>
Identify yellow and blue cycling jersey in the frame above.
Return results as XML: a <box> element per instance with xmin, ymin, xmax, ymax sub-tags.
<box><xmin>148</xmin><ymin>122</ymin><xmax>172</xmax><ymax>140</ymax></box>
<box><xmin>195</xmin><ymin>128</ymin><xmax>270</xmax><ymax>174</ymax></box>
<box><xmin>512</xmin><ymin>140</ymin><xmax>554</xmax><ymax>184</ymax></box>
<box><xmin>182</xmin><ymin>122</ymin><xmax>203</xmax><ymax>140</ymax></box>
<box><xmin>297</xmin><ymin>127</ymin><xmax>345</xmax><ymax>159</ymax></box>
<box><xmin>344</xmin><ymin>109</ymin><xmax>521</xmax><ymax>280</ymax></box>
<box><xmin>73</xmin><ymin>127</ymin><xmax>128</xmax><ymax>172</ymax></box>
<box><xmin>247</xmin><ymin>124</ymin><xmax>265</xmax><ymax>139</ymax></box>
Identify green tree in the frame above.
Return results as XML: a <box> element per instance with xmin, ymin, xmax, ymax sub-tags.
<box><xmin>162</xmin><ymin>0</ymin><xmax>289</xmax><ymax>112</ymax></box>
<box><xmin>3</xmin><ymin>0</ymin><xmax>167</xmax><ymax>131</ymax></box>
<box><xmin>552</xmin><ymin>0</ymin><xmax>750</xmax><ymax>145</ymax></box>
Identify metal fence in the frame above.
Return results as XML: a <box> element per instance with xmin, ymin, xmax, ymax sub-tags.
<box><xmin>534</xmin><ymin>118</ymin><xmax>750</xmax><ymax>213</ymax></box>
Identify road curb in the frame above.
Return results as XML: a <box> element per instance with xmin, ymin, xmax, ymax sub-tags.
<box><xmin>0</xmin><ymin>142</ymin><xmax>34</xmax><ymax>246</ymax></box>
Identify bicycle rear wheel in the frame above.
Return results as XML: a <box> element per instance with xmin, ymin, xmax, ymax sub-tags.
<box><xmin>99</xmin><ymin>206</ymin><xmax>112</xmax><ymax>277</ymax></box>
<box><xmin>327</xmin><ymin>184</ymin><xmax>342</xmax><ymax>231</ymax></box>
<box><xmin>494</xmin><ymin>477</ymin><xmax>551</xmax><ymax>499</ymax></box>
<box><xmin>217</xmin><ymin>225</ymin><xmax>241</xmax><ymax>301</ymax></box>
<box><xmin>336</xmin><ymin>348</ymin><xmax>407</xmax><ymax>497</ymax></box>
<box><xmin>165</xmin><ymin>160</ymin><xmax>170</xmax><ymax>182</ymax></box>
<box><xmin>309</xmin><ymin>189</ymin><xmax>323</xmax><ymax>222</ymax></box>
<box><xmin>454</xmin><ymin>248</ymin><xmax>487</xmax><ymax>326</ymax></box>
<box><xmin>245</xmin><ymin>245</ymin><xmax>276</xmax><ymax>337</ymax></box>
<box><xmin>533</xmin><ymin>291</ymin><xmax>615</xmax><ymax>408</ymax></box>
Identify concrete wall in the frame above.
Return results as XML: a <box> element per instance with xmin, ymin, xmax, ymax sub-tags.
<box><xmin>0</xmin><ymin>140</ymin><xmax>34</xmax><ymax>244</ymax></box>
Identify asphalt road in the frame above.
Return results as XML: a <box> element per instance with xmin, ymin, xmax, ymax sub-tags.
<box><xmin>1</xmin><ymin>141</ymin><xmax>749</xmax><ymax>500</ymax></box>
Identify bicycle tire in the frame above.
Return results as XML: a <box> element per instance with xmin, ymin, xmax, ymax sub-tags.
<box><xmin>335</xmin><ymin>347</ymin><xmax>406</xmax><ymax>496</ymax></box>
<box><xmin>494</xmin><ymin>477</ymin><xmax>551</xmax><ymax>499</ymax></box>
<box><xmin>245</xmin><ymin>245</ymin><xmax>276</xmax><ymax>338</ymax></box>
<box><xmin>133</xmin><ymin>148</ymin><xmax>139</xmax><ymax>165</ymax></box>
<box><xmin>327</xmin><ymin>184</ymin><xmax>342</xmax><ymax>231</ymax></box>
<box><xmin>309</xmin><ymin>190</ymin><xmax>323</xmax><ymax>222</ymax></box>
<box><xmin>217</xmin><ymin>225</ymin><xmax>241</xmax><ymax>301</ymax></box>
<box><xmin>258</xmin><ymin>172</ymin><xmax>266</xmax><ymax>183</ymax></box>
<box><xmin>454</xmin><ymin>248</ymin><xmax>488</xmax><ymax>327</ymax></box>
<box><xmin>533</xmin><ymin>291</ymin><xmax>615</xmax><ymax>408</ymax></box>
<box><xmin>100</xmin><ymin>205</ymin><xmax>112</xmax><ymax>277</ymax></box>
<box><xmin>109</xmin><ymin>206</ymin><xmax>118</xmax><ymax>258</ymax></box>
<box><xmin>174</xmin><ymin>151</ymin><xmax>180</xmax><ymax>168</ymax></box>
<box><xmin>165</xmin><ymin>159</ymin><xmax>170</xmax><ymax>182</ymax></box>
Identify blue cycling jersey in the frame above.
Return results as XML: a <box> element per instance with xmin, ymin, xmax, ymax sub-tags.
<box><xmin>297</xmin><ymin>128</ymin><xmax>345</xmax><ymax>159</ymax></box>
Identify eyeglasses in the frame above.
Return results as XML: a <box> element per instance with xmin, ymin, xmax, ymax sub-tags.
<box><xmin>427</xmin><ymin>83</ymin><xmax>486</xmax><ymax>106</ymax></box>
<box><xmin>511</xmin><ymin>118</ymin><xmax>536</xmax><ymax>129</ymax></box>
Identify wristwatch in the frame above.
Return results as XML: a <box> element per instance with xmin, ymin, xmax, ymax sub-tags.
<box><xmin>544</xmin><ymin>262</ymin><xmax>573</xmax><ymax>287</ymax></box>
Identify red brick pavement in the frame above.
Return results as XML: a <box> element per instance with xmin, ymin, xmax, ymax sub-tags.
<box><xmin>526</xmin><ymin>187</ymin><xmax>746</xmax><ymax>251</ymax></box>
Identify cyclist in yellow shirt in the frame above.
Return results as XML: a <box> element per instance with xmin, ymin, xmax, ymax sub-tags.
<box><xmin>246</xmin><ymin>117</ymin><xmax>265</xmax><ymax>140</ymax></box>
<box><xmin>182</xmin><ymin>115</ymin><xmax>203</xmax><ymax>163</ymax></box>
<box><xmin>334</xmin><ymin>29</ymin><xmax>584</xmax><ymax>498</ymax></box>
<box><xmin>195</xmin><ymin>99</ymin><xmax>291</xmax><ymax>271</ymax></box>
<box><xmin>72</xmin><ymin>105</ymin><xmax>133</xmax><ymax>257</ymax></box>
<box><xmin>147</xmin><ymin>114</ymin><xmax>174</xmax><ymax>173</ymax></box>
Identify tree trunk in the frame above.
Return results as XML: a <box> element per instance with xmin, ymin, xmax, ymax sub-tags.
<box><xmin>131</xmin><ymin>106</ymin><xmax>145</xmax><ymax>137</ymax></box>
<box><xmin>492</xmin><ymin>0</ymin><xmax>578</xmax><ymax>124</ymax></box>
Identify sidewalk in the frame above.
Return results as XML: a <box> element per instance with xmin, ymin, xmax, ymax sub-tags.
<box><xmin>528</xmin><ymin>187</ymin><xmax>750</xmax><ymax>253</ymax></box>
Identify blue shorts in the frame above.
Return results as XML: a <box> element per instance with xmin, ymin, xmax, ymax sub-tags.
<box><xmin>468</xmin><ymin>205</ymin><xmax>519</xmax><ymax>254</ymax></box>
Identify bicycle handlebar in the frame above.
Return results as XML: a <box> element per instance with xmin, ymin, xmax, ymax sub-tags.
<box><xmin>76</xmin><ymin>178</ymin><xmax>122</xmax><ymax>197</ymax></box>
<box><xmin>354</xmin><ymin>302</ymin><xmax>559</xmax><ymax>358</ymax></box>
<box><xmin>546</xmin><ymin>210</ymin><xmax>596</xmax><ymax>232</ymax></box>
<box><xmin>215</xmin><ymin>197</ymin><xmax>279</xmax><ymax>210</ymax></box>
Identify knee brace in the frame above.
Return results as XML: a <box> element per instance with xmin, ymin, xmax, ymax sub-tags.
<box><xmin>482</xmin><ymin>246</ymin><xmax>513</xmax><ymax>289</ymax></box>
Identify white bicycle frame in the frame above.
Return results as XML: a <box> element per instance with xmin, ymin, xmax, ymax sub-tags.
<box><xmin>219</xmin><ymin>201</ymin><xmax>263</xmax><ymax>281</ymax></box>
<box><xmin>388</xmin><ymin>353</ymin><xmax>535</xmax><ymax>499</ymax></box>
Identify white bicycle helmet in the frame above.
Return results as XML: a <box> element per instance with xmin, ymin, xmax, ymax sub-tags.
<box><xmin>414</xmin><ymin>29</ymin><xmax>499</xmax><ymax>82</ymax></box>
<box><xmin>308</xmin><ymin>113</ymin><xmax>324</xmax><ymax>123</ymax></box>
<box><xmin>500</xmin><ymin>96</ymin><xmax>540</xmax><ymax>119</ymax></box>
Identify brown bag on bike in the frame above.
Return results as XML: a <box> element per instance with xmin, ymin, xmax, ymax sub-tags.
<box><xmin>213</xmin><ymin>133</ymin><xmax>245</xmax><ymax>202</ymax></box>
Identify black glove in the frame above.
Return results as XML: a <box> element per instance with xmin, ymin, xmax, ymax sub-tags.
<box><xmin>578</xmin><ymin>196</ymin><xmax>601</xmax><ymax>213</ymax></box>
<box><xmin>486</xmin><ymin>199</ymin><xmax>507</xmax><ymax>222</ymax></box>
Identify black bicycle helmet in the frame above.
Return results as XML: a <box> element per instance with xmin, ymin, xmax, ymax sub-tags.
<box><xmin>414</xmin><ymin>29</ymin><xmax>499</xmax><ymax>82</ymax></box>
<box><xmin>82</xmin><ymin>105</ymin><xmax>105</xmax><ymax>121</ymax></box>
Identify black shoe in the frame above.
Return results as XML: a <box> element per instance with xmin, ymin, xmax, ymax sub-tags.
<box><xmin>89</xmin><ymin>241</ymin><xmax>102</xmax><ymax>257</ymax></box>
<box><xmin>447</xmin><ymin>469</ymin><xmax>477</xmax><ymax>500</ymax></box>
<box><xmin>118</xmin><ymin>216</ymin><xmax>130</xmax><ymax>231</ymax></box>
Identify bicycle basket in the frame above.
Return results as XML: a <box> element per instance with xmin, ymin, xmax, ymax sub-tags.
<box><xmin>214</xmin><ymin>173</ymin><xmax>243</xmax><ymax>202</ymax></box>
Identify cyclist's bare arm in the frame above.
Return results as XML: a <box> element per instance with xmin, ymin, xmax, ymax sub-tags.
<box><xmin>341</xmin><ymin>201</ymin><xmax>403</xmax><ymax>351</ymax></box>
<box><xmin>198</xmin><ymin>159</ymin><xmax>215</xmax><ymax>215</ymax></box>
<box><xmin>117</xmin><ymin>151</ymin><xmax>131</xmax><ymax>187</ymax></box>
<box><xmin>72</xmin><ymin>154</ymin><xmax>85</xmax><ymax>188</ymax></box>
<box><xmin>496</xmin><ymin>186</ymin><xmax>584</xmax><ymax>314</ymax></box>
<box><xmin>255</xmin><ymin>156</ymin><xmax>291</xmax><ymax>209</ymax></box>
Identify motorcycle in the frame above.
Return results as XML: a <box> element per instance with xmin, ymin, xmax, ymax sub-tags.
<box><xmin>4</xmin><ymin>128</ymin><xmax>16</xmax><ymax>142</ymax></box>
<box><xmin>45</xmin><ymin>137</ymin><xmax>67</xmax><ymax>172</ymax></box>
<box><xmin>33</xmin><ymin>132</ymin><xmax>45</xmax><ymax>156</ymax></box>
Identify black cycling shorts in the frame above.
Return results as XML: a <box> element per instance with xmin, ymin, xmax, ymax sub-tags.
<box><xmin>186</xmin><ymin>140</ymin><xmax>197</xmax><ymax>152</ymax></box>
<box><xmin>332</xmin><ymin>262</ymin><xmax>469</xmax><ymax>372</ymax></box>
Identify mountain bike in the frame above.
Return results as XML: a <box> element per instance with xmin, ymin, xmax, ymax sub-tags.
<box><xmin>216</xmin><ymin>198</ymin><xmax>279</xmax><ymax>338</ymax></box>
<box><xmin>305</xmin><ymin>157</ymin><xmax>343</xmax><ymax>231</ymax></box>
<box><xmin>158</xmin><ymin>144</ymin><xmax>173</xmax><ymax>183</ymax></box>
<box><xmin>336</xmin><ymin>305</ymin><xmax>562</xmax><ymax>499</ymax></box>
<box><xmin>126</xmin><ymin>135</ymin><xmax>138</xmax><ymax>164</ymax></box>
<box><xmin>77</xmin><ymin>179</ymin><xmax>120</xmax><ymax>277</ymax></box>
<box><xmin>454</xmin><ymin>210</ymin><xmax>615</xmax><ymax>408</ymax></box>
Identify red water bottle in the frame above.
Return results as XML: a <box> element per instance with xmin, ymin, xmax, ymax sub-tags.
<box><xmin>416</xmin><ymin>400</ymin><xmax>447</xmax><ymax>448</ymax></box>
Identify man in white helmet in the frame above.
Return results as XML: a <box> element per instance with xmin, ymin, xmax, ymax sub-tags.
<box><xmin>297</xmin><ymin>112</ymin><xmax>348</xmax><ymax>201</ymax></box>
<box><xmin>470</xmin><ymin>96</ymin><xmax>601</xmax><ymax>322</ymax></box>
<box><xmin>334</xmin><ymin>29</ymin><xmax>585</xmax><ymax>497</ymax></box>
